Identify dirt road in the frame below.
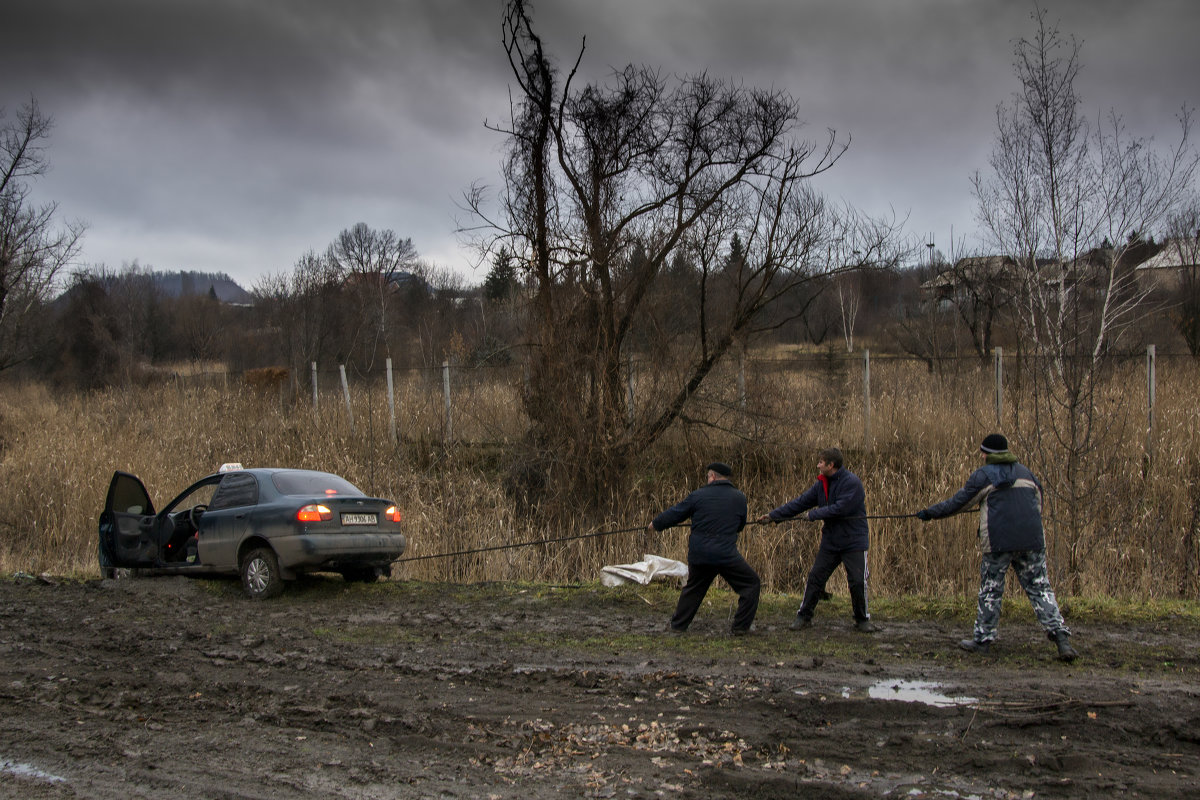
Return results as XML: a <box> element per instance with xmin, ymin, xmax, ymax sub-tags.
<box><xmin>1</xmin><ymin>573</ymin><xmax>1197</xmax><ymax>798</ymax></box>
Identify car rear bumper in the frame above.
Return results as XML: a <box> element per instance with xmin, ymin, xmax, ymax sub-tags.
<box><xmin>272</xmin><ymin>533</ymin><xmax>408</xmax><ymax>570</ymax></box>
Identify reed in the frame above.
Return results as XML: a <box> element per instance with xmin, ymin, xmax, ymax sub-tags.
<box><xmin>1</xmin><ymin>354</ymin><xmax>1196</xmax><ymax>601</ymax></box>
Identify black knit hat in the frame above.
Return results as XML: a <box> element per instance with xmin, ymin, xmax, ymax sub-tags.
<box><xmin>980</xmin><ymin>433</ymin><xmax>1009</xmax><ymax>453</ymax></box>
<box><xmin>706</xmin><ymin>461</ymin><xmax>733</xmax><ymax>477</ymax></box>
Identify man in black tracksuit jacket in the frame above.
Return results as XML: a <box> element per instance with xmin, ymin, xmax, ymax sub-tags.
<box><xmin>760</xmin><ymin>447</ymin><xmax>874</xmax><ymax>632</ymax></box>
<box><xmin>648</xmin><ymin>462</ymin><xmax>761</xmax><ymax>635</ymax></box>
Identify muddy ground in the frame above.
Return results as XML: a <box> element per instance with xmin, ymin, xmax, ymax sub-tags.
<box><xmin>1</xmin><ymin>573</ymin><xmax>1197</xmax><ymax>799</ymax></box>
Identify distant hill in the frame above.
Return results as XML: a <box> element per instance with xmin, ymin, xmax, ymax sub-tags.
<box><xmin>151</xmin><ymin>271</ymin><xmax>254</xmax><ymax>304</ymax></box>
<box><xmin>52</xmin><ymin>269</ymin><xmax>255</xmax><ymax>307</ymax></box>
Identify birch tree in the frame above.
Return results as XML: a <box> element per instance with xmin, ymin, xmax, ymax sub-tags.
<box><xmin>972</xmin><ymin>6</ymin><xmax>1197</xmax><ymax>586</ymax></box>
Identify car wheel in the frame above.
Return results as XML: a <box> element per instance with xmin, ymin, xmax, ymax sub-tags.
<box><xmin>339</xmin><ymin>567</ymin><xmax>380</xmax><ymax>583</ymax></box>
<box><xmin>240</xmin><ymin>547</ymin><xmax>284</xmax><ymax>599</ymax></box>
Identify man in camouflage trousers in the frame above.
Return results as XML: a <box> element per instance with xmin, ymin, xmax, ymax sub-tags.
<box><xmin>915</xmin><ymin>434</ymin><xmax>1078</xmax><ymax>662</ymax></box>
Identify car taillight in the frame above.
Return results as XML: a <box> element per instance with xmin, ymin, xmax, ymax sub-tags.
<box><xmin>385</xmin><ymin>506</ymin><xmax>402</xmax><ymax>523</ymax></box>
<box><xmin>296</xmin><ymin>504</ymin><xmax>333</xmax><ymax>522</ymax></box>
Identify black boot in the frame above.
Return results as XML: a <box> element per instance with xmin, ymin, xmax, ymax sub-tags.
<box><xmin>958</xmin><ymin>638</ymin><xmax>990</xmax><ymax>654</ymax></box>
<box><xmin>1052</xmin><ymin>631</ymin><xmax>1078</xmax><ymax>662</ymax></box>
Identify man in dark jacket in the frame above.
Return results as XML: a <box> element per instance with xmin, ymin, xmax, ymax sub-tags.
<box><xmin>916</xmin><ymin>434</ymin><xmax>1077</xmax><ymax>662</ymax></box>
<box><xmin>649</xmin><ymin>462</ymin><xmax>761</xmax><ymax>635</ymax></box>
<box><xmin>759</xmin><ymin>447</ymin><xmax>875</xmax><ymax>632</ymax></box>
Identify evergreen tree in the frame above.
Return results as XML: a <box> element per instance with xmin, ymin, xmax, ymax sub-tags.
<box><xmin>483</xmin><ymin>247</ymin><xmax>519</xmax><ymax>302</ymax></box>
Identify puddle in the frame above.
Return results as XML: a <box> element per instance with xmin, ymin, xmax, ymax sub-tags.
<box><xmin>794</xmin><ymin>680</ymin><xmax>976</xmax><ymax>707</ymax></box>
<box><xmin>1</xmin><ymin>758</ymin><xmax>67</xmax><ymax>783</ymax></box>
<box><xmin>866</xmin><ymin>679</ymin><xmax>977</xmax><ymax>708</ymax></box>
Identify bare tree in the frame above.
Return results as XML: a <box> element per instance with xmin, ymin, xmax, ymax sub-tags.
<box><xmin>888</xmin><ymin>262</ymin><xmax>959</xmax><ymax>373</ymax></box>
<box><xmin>326</xmin><ymin>222</ymin><xmax>420</xmax><ymax>370</ymax></box>
<box><xmin>834</xmin><ymin>272</ymin><xmax>861</xmax><ymax>353</ymax></box>
<box><xmin>923</xmin><ymin>254</ymin><xmax>1020</xmax><ymax>360</ymax></box>
<box><xmin>253</xmin><ymin>250</ymin><xmax>345</xmax><ymax>372</ymax></box>
<box><xmin>1164</xmin><ymin>203</ymin><xmax>1200</xmax><ymax>356</ymax></box>
<box><xmin>463</xmin><ymin>1</ymin><xmax>901</xmax><ymax>504</ymax></box>
<box><xmin>824</xmin><ymin>226</ymin><xmax>910</xmax><ymax>353</ymax></box>
<box><xmin>0</xmin><ymin>98</ymin><xmax>85</xmax><ymax>371</ymax></box>
<box><xmin>972</xmin><ymin>5</ymin><xmax>1198</xmax><ymax>586</ymax></box>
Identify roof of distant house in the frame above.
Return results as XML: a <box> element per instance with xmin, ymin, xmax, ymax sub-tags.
<box><xmin>1136</xmin><ymin>237</ymin><xmax>1200</xmax><ymax>271</ymax></box>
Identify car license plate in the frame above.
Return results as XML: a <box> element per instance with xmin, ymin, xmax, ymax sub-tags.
<box><xmin>341</xmin><ymin>513</ymin><xmax>377</xmax><ymax>526</ymax></box>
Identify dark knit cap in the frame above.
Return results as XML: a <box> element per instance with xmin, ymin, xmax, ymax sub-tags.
<box><xmin>706</xmin><ymin>461</ymin><xmax>733</xmax><ymax>477</ymax></box>
<box><xmin>980</xmin><ymin>433</ymin><xmax>1009</xmax><ymax>453</ymax></box>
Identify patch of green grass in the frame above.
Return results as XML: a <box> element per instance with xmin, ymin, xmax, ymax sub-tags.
<box><xmin>193</xmin><ymin>578</ymin><xmax>242</xmax><ymax>597</ymax></box>
<box><xmin>869</xmin><ymin>594</ymin><xmax>968</xmax><ymax>621</ymax></box>
<box><xmin>1057</xmin><ymin>595</ymin><xmax>1200</xmax><ymax>624</ymax></box>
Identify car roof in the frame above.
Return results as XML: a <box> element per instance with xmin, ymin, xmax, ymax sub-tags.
<box><xmin>208</xmin><ymin>467</ymin><xmax>339</xmax><ymax>478</ymax></box>
<box><xmin>190</xmin><ymin>467</ymin><xmax>344</xmax><ymax>485</ymax></box>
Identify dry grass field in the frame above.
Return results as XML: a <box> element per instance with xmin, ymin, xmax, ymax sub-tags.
<box><xmin>1</xmin><ymin>353</ymin><xmax>1197</xmax><ymax>601</ymax></box>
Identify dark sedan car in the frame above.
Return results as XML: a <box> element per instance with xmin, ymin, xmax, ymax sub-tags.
<box><xmin>98</xmin><ymin>465</ymin><xmax>406</xmax><ymax>598</ymax></box>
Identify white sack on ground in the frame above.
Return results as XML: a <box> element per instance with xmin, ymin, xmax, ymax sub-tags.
<box><xmin>600</xmin><ymin>554</ymin><xmax>688</xmax><ymax>587</ymax></box>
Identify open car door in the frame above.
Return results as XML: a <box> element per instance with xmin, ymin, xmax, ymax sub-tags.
<box><xmin>98</xmin><ymin>471</ymin><xmax>159</xmax><ymax>569</ymax></box>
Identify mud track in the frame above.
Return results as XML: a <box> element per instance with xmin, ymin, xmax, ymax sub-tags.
<box><xmin>1</xmin><ymin>574</ymin><xmax>1197</xmax><ymax>798</ymax></box>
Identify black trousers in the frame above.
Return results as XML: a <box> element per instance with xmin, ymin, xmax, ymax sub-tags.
<box><xmin>798</xmin><ymin>547</ymin><xmax>870</xmax><ymax>622</ymax></box>
<box><xmin>670</xmin><ymin>556</ymin><xmax>761</xmax><ymax>632</ymax></box>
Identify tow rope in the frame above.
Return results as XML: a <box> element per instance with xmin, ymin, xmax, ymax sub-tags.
<box><xmin>393</xmin><ymin>525</ymin><xmax>645</xmax><ymax>564</ymax></box>
<box><xmin>393</xmin><ymin>510</ymin><xmax>967</xmax><ymax>565</ymax></box>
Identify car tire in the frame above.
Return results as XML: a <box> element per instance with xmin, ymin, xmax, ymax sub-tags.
<box><xmin>339</xmin><ymin>567</ymin><xmax>380</xmax><ymax>583</ymax></box>
<box><xmin>240</xmin><ymin>547</ymin><xmax>284</xmax><ymax>599</ymax></box>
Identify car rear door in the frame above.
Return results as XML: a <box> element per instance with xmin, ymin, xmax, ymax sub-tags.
<box><xmin>98</xmin><ymin>471</ymin><xmax>159</xmax><ymax>567</ymax></box>
<box><xmin>197</xmin><ymin>471</ymin><xmax>259</xmax><ymax>569</ymax></box>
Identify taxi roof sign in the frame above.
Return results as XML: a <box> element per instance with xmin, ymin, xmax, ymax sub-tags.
<box><xmin>218</xmin><ymin>462</ymin><xmax>244</xmax><ymax>473</ymax></box>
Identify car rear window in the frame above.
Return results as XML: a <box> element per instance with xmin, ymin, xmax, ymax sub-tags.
<box><xmin>271</xmin><ymin>471</ymin><xmax>363</xmax><ymax>497</ymax></box>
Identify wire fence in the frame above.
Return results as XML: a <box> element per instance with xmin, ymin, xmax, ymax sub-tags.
<box><xmin>167</xmin><ymin>346</ymin><xmax>1197</xmax><ymax>455</ymax></box>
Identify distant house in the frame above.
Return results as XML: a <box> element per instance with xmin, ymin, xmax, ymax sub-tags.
<box><xmin>1135</xmin><ymin>237</ymin><xmax>1200</xmax><ymax>292</ymax></box>
<box><xmin>920</xmin><ymin>248</ymin><xmax>1165</xmax><ymax>310</ymax></box>
<box><xmin>343</xmin><ymin>269</ymin><xmax>432</xmax><ymax>296</ymax></box>
<box><xmin>921</xmin><ymin>256</ymin><xmax>1019</xmax><ymax>305</ymax></box>
<box><xmin>1047</xmin><ymin>239</ymin><xmax>1158</xmax><ymax>294</ymax></box>
<box><xmin>384</xmin><ymin>270</ymin><xmax>430</xmax><ymax>293</ymax></box>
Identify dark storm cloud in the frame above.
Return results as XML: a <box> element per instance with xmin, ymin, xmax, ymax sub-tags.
<box><xmin>5</xmin><ymin>0</ymin><xmax>501</xmax><ymax>146</ymax></box>
<box><xmin>1</xmin><ymin>0</ymin><xmax>519</xmax><ymax>281</ymax></box>
<box><xmin>1</xmin><ymin>0</ymin><xmax>1196</xmax><ymax>284</ymax></box>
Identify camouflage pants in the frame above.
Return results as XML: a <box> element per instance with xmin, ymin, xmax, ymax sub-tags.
<box><xmin>974</xmin><ymin>549</ymin><xmax>1069</xmax><ymax>643</ymax></box>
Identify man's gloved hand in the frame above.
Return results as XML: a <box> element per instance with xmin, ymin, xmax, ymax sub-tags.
<box><xmin>915</xmin><ymin>509</ymin><xmax>932</xmax><ymax>521</ymax></box>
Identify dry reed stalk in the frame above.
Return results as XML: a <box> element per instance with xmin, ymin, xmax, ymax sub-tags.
<box><xmin>1</xmin><ymin>356</ymin><xmax>1197</xmax><ymax>600</ymax></box>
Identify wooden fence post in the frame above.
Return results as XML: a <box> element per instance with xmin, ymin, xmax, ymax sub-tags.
<box><xmin>1146</xmin><ymin>344</ymin><xmax>1156</xmax><ymax>474</ymax></box>
<box><xmin>339</xmin><ymin>365</ymin><xmax>354</xmax><ymax>432</ymax></box>
<box><xmin>737</xmin><ymin>344</ymin><xmax>747</xmax><ymax>411</ymax></box>
<box><xmin>626</xmin><ymin>353</ymin><xmax>635</xmax><ymax>426</ymax></box>
<box><xmin>993</xmin><ymin>346</ymin><xmax>1003</xmax><ymax>427</ymax></box>
<box><xmin>443</xmin><ymin>360</ymin><xmax>452</xmax><ymax>442</ymax></box>
<box><xmin>862</xmin><ymin>348</ymin><xmax>871</xmax><ymax>450</ymax></box>
<box><xmin>386</xmin><ymin>357</ymin><xmax>397</xmax><ymax>442</ymax></box>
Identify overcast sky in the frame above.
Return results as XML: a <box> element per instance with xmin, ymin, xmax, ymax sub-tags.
<box><xmin>3</xmin><ymin>0</ymin><xmax>1197</xmax><ymax>289</ymax></box>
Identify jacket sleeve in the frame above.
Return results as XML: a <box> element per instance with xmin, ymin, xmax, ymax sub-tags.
<box><xmin>924</xmin><ymin>468</ymin><xmax>991</xmax><ymax>519</ymax></box>
<box><xmin>769</xmin><ymin>482</ymin><xmax>818</xmax><ymax>521</ymax></box>
<box><xmin>807</xmin><ymin>474</ymin><xmax>865</xmax><ymax>522</ymax></box>
<box><xmin>652</xmin><ymin>492</ymin><xmax>696</xmax><ymax>531</ymax></box>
